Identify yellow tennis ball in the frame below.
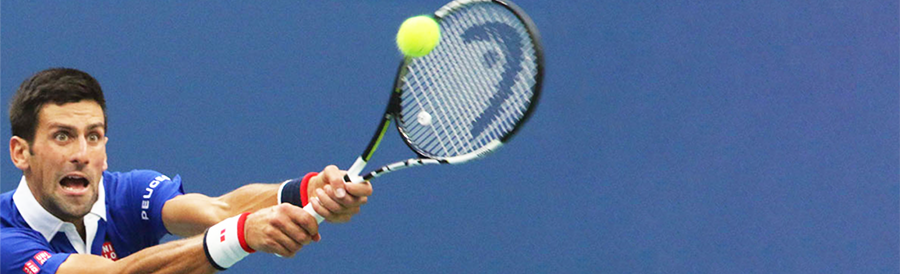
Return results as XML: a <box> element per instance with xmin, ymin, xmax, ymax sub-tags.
<box><xmin>396</xmin><ymin>15</ymin><xmax>440</xmax><ymax>57</ymax></box>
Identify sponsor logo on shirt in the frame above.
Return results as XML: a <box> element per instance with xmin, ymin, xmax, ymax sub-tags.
<box><xmin>102</xmin><ymin>241</ymin><xmax>119</xmax><ymax>261</ymax></box>
<box><xmin>23</xmin><ymin>250</ymin><xmax>51</xmax><ymax>274</ymax></box>
<box><xmin>33</xmin><ymin>251</ymin><xmax>51</xmax><ymax>265</ymax></box>
<box><xmin>141</xmin><ymin>175</ymin><xmax>170</xmax><ymax>220</ymax></box>
<box><xmin>23</xmin><ymin>260</ymin><xmax>40</xmax><ymax>274</ymax></box>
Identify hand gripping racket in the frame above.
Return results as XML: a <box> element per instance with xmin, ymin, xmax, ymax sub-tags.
<box><xmin>303</xmin><ymin>0</ymin><xmax>544</xmax><ymax>223</ymax></box>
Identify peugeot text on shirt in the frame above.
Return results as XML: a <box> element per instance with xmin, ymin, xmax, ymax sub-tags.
<box><xmin>141</xmin><ymin>175</ymin><xmax>169</xmax><ymax>220</ymax></box>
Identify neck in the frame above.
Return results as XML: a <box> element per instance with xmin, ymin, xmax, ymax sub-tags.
<box><xmin>74</xmin><ymin>219</ymin><xmax>86</xmax><ymax>242</ymax></box>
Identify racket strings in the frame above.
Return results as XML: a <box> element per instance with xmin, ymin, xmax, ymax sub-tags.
<box><xmin>399</xmin><ymin>2</ymin><xmax>539</xmax><ymax>158</ymax></box>
<box><xmin>403</xmin><ymin>4</ymin><xmax>534</xmax><ymax>156</ymax></box>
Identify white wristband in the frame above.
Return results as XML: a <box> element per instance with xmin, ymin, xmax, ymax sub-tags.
<box><xmin>203</xmin><ymin>212</ymin><xmax>254</xmax><ymax>270</ymax></box>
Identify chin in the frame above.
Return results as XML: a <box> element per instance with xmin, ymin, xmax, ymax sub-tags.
<box><xmin>48</xmin><ymin>194</ymin><xmax>97</xmax><ymax>221</ymax></box>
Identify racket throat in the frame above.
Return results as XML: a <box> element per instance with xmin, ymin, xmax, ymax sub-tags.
<box><xmin>363</xmin><ymin>158</ymin><xmax>446</xmax><ymax>180</ymax></box>
<box><xmin>344</xmin><ymin>156</ymin><xmax>368</xmax><ymax>184</ymax></box>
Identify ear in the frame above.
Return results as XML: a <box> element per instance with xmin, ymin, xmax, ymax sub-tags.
<box><xmin>10</xmin><ymin>136</ymin><xmax>31</xmax><ymax>171</ymax></box>
<box><xmin>102</xmin><ymin>136</ymin><xmax>109</xmax><ymax>170</ymax></box>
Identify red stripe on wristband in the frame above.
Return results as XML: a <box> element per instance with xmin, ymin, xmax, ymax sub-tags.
<box><xmin>300</xmin><ymin>172</ymin><xmax>318</xmax><ymax>207</ymax></box>
<box><xmin>236</xmin><ymin>212</ymin><xmax>255</xmax><ymax>253</ymax></box>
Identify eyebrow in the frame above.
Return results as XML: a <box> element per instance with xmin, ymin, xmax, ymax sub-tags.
<box><xmin>87</xmin><ymin>123</ymin><xmax>105</xmax><ymax>131</ymax></box>
<box><xmin>48</xmin><ymin>122</ymin><xmax>106</xmax><ymax>132</ymax></box>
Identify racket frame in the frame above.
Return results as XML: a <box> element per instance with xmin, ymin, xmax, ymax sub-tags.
<box><xmin>343</xmin><ymin>0</ymin><xmax>544</xmax><ymax>184</ymax></box>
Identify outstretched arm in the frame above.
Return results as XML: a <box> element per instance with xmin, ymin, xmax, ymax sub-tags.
<box><xmin>161</xmin><ymin>165</ymin><xmax>373</xmax><ymax>237</ymax></box>
<box><xmin>58</xmin><ymin>235</ymin><xmax>214</xmax><ymax>274</ymax></box>
<box><xmin>56</xmin><ymin>202</ymin><xmax>321</xmax><ymax>273</ymax></box>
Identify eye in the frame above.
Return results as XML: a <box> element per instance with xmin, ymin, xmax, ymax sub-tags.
<box><xmin>87</xmin><ymin>133</ymin><xmax>101</xmax><ymax>142</ymax></box>
<box><xmin>54</xmin><ymin>132</ymin><xmax>69</xmax><ymax>142</ymax></box>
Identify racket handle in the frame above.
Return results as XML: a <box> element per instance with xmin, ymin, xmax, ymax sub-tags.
<box><xmin>302</xmin><ymin>174</ymin><xmax>363</xmax><ymax>225</ymax></box>
<box><xmin>302</xmin><ymin>203</ymin><xmax>326</xmax><ymax>224</ymax></box>
<box><xmin>303</xmin><ymin>158</ymin><xmax>367</xmax><ymax>225</ymax></box>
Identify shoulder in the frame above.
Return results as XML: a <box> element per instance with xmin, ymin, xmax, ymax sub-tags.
<box><xmin>104</xmin><ymin>170</ymin><xmax>172</xmax><ymax>187</ymax></box>
<box><xmin>1</xmin><ymin>226</ymin><xmax>45</xmax><ymax>242</ymax></box>
<box><xmin>104</xmin><ymin>170</ymin><xmax>185</xmax><ymax>221</ymax></box>
<box><xmin>0</xmin><ymin>190</ymin><xmax>25</xmax><ymax>228</ymax></box>
<box><xmin>0</xmin><ymin>190</ymin><xmax>12</xmax><ymax>202</ymax></box>
<box><xmin>104</xmin><ymin>170</ymin><xmax>184</xmax><ymax>195</ymax></box>
<box><xmin>0</xmin><ymin>190</ymin><xmax>14</xmax><ymax>211</ymax></box>
<box><xmin>1</xmin><ymin>227</ymin><xmax>50</xmax><ymax>255</ymax></box>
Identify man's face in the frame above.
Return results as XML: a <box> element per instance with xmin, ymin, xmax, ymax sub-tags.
<box><xmin>18</xmin><ymin>100</ymin><xmax>108</xmax><ymax>222</ymax></box>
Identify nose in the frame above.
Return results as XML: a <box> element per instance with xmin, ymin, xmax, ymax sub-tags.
<box><xmin>69</xmin><ymin>136</ymin><xmax>90</xmax><ymax>166</ymax></box>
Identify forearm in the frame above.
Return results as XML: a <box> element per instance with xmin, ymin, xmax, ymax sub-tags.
<box><xmin>164</xmin><ymin>183</ymin><xmax>279</xmax><ymax>237</ymax></box>
<box><xmin>58</xmin><ymin>235</ymin><xmax>215</xmax><ymax>274</ymax></box>
<box><xmin>217</xmin><ymin>183</ymin><xmax>281</xmax><ymax>216</ymax></box>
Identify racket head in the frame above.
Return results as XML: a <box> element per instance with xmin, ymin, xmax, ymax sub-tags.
<box><xmin>392</xmin><ymin>0</ymin><xmax>544</xmax><ymax>163</ymax></box>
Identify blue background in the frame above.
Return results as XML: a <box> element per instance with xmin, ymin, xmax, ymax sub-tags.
<box><xmin>2</xmin><ymin>1</ymin><xmax>897</xmax><ymax>273</ymax></box>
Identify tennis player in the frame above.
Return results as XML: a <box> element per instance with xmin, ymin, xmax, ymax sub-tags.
<box><xmin>1</xmin><ymin>68</ymin><xmax>373</xmax><ymax>273</ymax></box>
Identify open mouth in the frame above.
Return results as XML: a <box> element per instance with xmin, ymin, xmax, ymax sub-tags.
<box><xmin>60</xmin><ymin>175</ymin><xmax>89</xmax><ymax>193</ymax></box>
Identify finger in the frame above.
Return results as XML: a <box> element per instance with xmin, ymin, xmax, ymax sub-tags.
<box><xmin>273</xmin><ymin>205</ymin><xmax>314</xmax><ymax>247</ymax></box>
<box><xmin>270</xmin><ymin>228</ymin><xmax>304</xmax><ymax>257</ymax></box>
<box><xmin>329</xmin><ymin>185</ymin><xmax>368</xmax><ymax>209</ymax></box>
<box><xmin>322</xmin><ymin>183</ymin><xmax>364</xmax><ymax>211</ymax></box>
<box><xmin>336</xmin><ymin>185</ymin><xmax>369</xmax><ymax>208</ymax></box>
<box><xmin>310</xmin><ymin>197</ymin><xmax>332</xmax><ymax>219</ymax></box>
<box><xmin>259</xmin><ymin>242</ymin><xmax>294</xmax><ymax>257</ymax></box>
<box><xmin>253</xmin><ymin>225</ymin><xmax>299</xmax><ymax>257</ymax></box>
<box><xmin>329</xmin><ymin>208</ymin><xmax>359</xmax><ymax>223</ymax></box>
<box><xmin>316</xmin><ymin>187</ymin><xmax>345</xmax><ymax>213</ymax></box>
<box><xmin>322</xmin><ymin>165</ymin><xmax>347</xmax><ymax>199</ymax></box>
<box><xmin>333</xmin><ymin>195</ymin><xmax>367</xmax><ymax>212</ymax></box>
<box><xmin>286</xmin><ymin>203</ymin><xmax>319</xmax><ymax>237</ymax></box>
<box><xmin>341</xmin><ymin>206</ymin><xmax>360</xmax><ymax>215</ymax></box>
<box><xmin>344</xmin><ymin>181</ymin><xmax>373</xmax><ymax>198</ymax></box>
<box><xmin>329</xmin><ymin>215</ymin><xmax>352</xmax><ymax>223</ymax></box>
<box><xmin>326</xmin><ymin>177</ymin><xmax>370</xmax><ymax>207</ymax></box>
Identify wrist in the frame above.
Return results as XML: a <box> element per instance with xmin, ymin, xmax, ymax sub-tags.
<box><xmin>300</xmin><ymin>172</ymin><xmax>317</xmax><ymax>206</ymax></box>
<box><xmin>278</xmin><ymin>172</ymin><xmax>318</xmax><ymax>207</ymax></box>
<box><xmin>203</xmin><ymin>212</ymin><xmax>254</xmax><ymax>270</ymax></box>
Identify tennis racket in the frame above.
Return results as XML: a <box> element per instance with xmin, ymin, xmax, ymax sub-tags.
<box><xmin>303</xmin><ymin>0</ymin><xmax>544</xmax><ymax>223</ymax></box>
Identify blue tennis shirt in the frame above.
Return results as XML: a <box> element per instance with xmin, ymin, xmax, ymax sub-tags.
<box><xmin>1</xmin><ymin>170</ymin><xmax>184</xmax><ymax>274</ymax></box>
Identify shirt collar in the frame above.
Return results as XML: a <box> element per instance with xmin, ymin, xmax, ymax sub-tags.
<box><xmin>12</xmin><ymin>175</ymin><xmax>107</xmax><ymax>242</ymax></box>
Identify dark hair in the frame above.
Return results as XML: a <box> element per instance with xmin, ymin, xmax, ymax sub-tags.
<box><xmin>9</xmin><ymin>68</ymin><xmax>107</xmax><ymax>143</ymax></box>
